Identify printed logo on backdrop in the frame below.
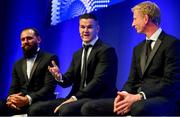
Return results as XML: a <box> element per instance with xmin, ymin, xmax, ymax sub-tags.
<box><xmin>51</xmin><ymin>0</ymin><xmax>125</xmax><ymax>25</ymax></box>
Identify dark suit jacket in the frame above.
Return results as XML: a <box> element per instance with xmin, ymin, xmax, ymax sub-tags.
<box><xmin>123</xmin><ymin>31</ymin><xmax>180</xmax><ymax>102</ymax></box>
<box><xmin>58</xmin><ymin>39</ymin><xmax>118</xmax><ymax>99</ymax></box>
<box><xmin>8</xmin><ymin>51</ymin><xmax>58</xmax><ymax>103</ymax></box>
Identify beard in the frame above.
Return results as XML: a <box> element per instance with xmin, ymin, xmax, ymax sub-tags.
<box><xmin>22</xmin><ymin>43</ymin><xmax>38</xmax><ymax>58</ymax></box>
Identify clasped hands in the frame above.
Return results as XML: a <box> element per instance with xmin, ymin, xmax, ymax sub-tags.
<box><xmin>113</xmin><ymin>91</ymin><xmax>141</xmax><ymax>115</ymax></box>
<box><xmin>6</xmin><ymin>92</ymin><xmax>29</xmax><ymax>110</ymax></box>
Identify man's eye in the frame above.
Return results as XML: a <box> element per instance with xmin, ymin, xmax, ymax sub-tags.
<box><xmin>21</xmin><ymin>36</ymin><xmax>33</xmax><ymax>41</ymax></box>
<box><xmin>26</xmin><ymin>37</ymin><xmax>33</xmax><ymax>40</ymax></box>
<box><xmin>87</xmin><ymin>26</ymin><xmax>93</xmax><ymax>29</ymax></box>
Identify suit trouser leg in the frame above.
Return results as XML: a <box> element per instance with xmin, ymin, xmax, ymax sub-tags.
<box><xmin>0</xmin><ymin>100</ymin><xmax>28</xmax><ymax>116</ymax></box>
<box><xmin>81</xmin><ymin>98</ymin><xmax>116</xmax><ymax>116</ymax></box>
<box><xmin>0</xmin><ymin>100</ymin><xmax>9</xmax><ymax>115</ymax></box>
<box><xmin>28</xmin><ymin>98</ymin><xmax>66</xmax><ymax>116</ymax></box>
<box><xmin>58</xmin><ymin>98</ymin><xmax>91</xmax><ymax>116</ymax></box>
<box><xmin>131</xmin><ymin>97</ymin><xmax>179</xmax><ymax>116</ymax></box>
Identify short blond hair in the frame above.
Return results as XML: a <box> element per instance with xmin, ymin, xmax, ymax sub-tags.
<box><xmin>132</xmin><ymin>1</ymin><xmax>160</xmax><ymax>25</ymax></box>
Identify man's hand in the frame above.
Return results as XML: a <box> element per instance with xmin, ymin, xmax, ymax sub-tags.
<box><xmin>114</xmin><ymin>91</ymin><xmax>141</xmax><ymax>115</ymax></box>
<box><xmin>6</xmin><ymin>92</ymin><xmax>29</xmax><ymax>110</ymax></box>
<box><xmin>48</xmin><ymin>60</ymin><xmax>61</xmax><ymax>81</ymax></box>
<box><xmin>6</xmin><ymin>100</ymin><xmax>20</xmax><ymax>110</ymax></box>
<box><xmin>114</xmin><ymin>91</ymin><xmax>124</xmax><ymax>113</ymax></box>
<box><xmin>54</xmin><ymin>97</ymin><xmax>77</xmax><ymax>114</ymax></box>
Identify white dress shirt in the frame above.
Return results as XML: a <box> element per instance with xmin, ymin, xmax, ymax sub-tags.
<box><xmin>146</xmin><ymin>28</ymin><xmax>162</xmax><ymax>49</ymax></box>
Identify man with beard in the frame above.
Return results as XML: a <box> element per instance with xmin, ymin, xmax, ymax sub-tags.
<box><xmin>0</xmin><ymin>28</ymin><xmax>58</xmax><ymax>116</ymax></box>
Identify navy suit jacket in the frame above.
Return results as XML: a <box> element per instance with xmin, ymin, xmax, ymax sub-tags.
<box><xmin>9</xmin><ymin>51</ymin><xmax>58</xmax><ymax>103</ymax></box>
<box><xmin>123</xmin><ymin>31</ymin><xmax>180</xmax><ymax>101</ymax></box>
<box><xmin>58</xmin><ymin>39</ymin><xmax>118</xmax><ymax>99</ymax></box>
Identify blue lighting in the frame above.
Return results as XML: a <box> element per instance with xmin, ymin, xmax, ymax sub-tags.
<box><xmin>51</xmin><ymin>0</ymin><xmax>125</xmax><ymax>25</ymax></box>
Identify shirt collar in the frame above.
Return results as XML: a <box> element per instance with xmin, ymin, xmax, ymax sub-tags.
<box><xmin>82</xmin><ymin>36</ymin><xmax>98</xmax><ymax>47</ymax></box>
<box><xmin>146</xmin><ymin>28</ymin><xmax>162</xmax><ymax>41</ymax></box>
<box><xmin>27</xmin><ymin>54</ymin><xmax>37</xmax><ymax>61</ymax></box>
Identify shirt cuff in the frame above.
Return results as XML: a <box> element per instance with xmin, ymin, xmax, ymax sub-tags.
<box><xmin>139</xmin><ymin>91</ymin><xmax>146</xmax><ymax>100</ymax></box>
<box><xmin>26</xmin><ymin>95</ymin><xmax>32</xmax><ymax>105</ymax></box>
<box><xmin>71</xmin><ymin>96</ymin><xmax>77</xmax><ymax>101</ymax></box>
<box><xmin>121</xmin><ymin>91</ymin><xmax>128</xmax><ymax>93</ymax></box>
<box><xmin>55</xmin><ymin>73</ymin><xmax>63</xmax><ymax>83</ymax></box>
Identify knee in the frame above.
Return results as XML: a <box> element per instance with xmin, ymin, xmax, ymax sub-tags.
<box><xmin>28</xmin><ymin>105</ymin><xmax>42</xmax><ymax>116</ymax></box>
<box><xmin>81</xmin><ymin>102</ymin><xmax>96</xmax><ymax>115</ymax></box>
<box><xmin>28</xmin><ymin>102</ymin><xmax>49</xmax><ymax>116</ymax></box>
<box><xmin>59</xmin><ymin>104</ymin><xmax>72</xmax><ymax>116</ymax></box>
<box><xmin>131</xmin><ymin>101</ymin><xmax>145</xmax><ymax>116</ymax></box>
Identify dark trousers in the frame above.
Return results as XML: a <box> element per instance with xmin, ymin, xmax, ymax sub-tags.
<box><xmin>59</xmin><ymin>98</ymin><xmax>92</xmax><ymax>116</ymax></box>
<box><xmin>81</xmin><ymin>98</ymin><xmax>115</xmax><ymax>116</ymax></box>
<box><xmin>0</xmin><ymin>100</ymin><xmax>28</xmax><ymax>116</ymax></box>
<box><xmin>81</xmin><ymin>97</ymin><xmax>179</xmax><ymax>116</ymax></box>
<box><xmin>0</xmin><ymin>99</ymin><xmax>65</xmax><ymax>116</ymax></box>
<box><xmin>28</xmin><ymin>98</ymin><xmax>66</xmax><ymax>116</ymax></box>
<box><xmin>131</xmin><ymin>97</ymin><xmax>179</xmax><ymax>116</ymax></box>
<box><xmin>28</xmin><ymin>98</ymin><xmax>92</xmax><ymax>116</ymax></box>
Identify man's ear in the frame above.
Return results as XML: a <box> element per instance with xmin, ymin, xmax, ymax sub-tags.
<box><xmin>37</xmin><ymin>36</ymin><xmax>41</xmax><ymax>44</ymax></box>
<box><xmin>144</xmin><ymin>14</ymin><xmax>149</xmax><ymax>24</ymax></box>
<box><xmin>97</xmin><ymin>24</ymin><xmax>100</xmax><ymax>33</ymax></box>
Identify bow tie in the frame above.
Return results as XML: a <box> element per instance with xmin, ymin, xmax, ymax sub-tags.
<box><xmin>83</xmin><ymin>44</ymin><xmax>92</xmax><ymax>51</ymax></box>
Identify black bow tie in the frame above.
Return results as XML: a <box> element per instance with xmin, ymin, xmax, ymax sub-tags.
<box><xmin>146</xmin><ymin>40</ymin><xmax>153</xmax><ymax>50</ymax></box>
<box><xmin>145</xmin><ymin>40</ymin><xmax>153</xmax><ymax>63</ymax></box>
<box><xmin>83</xmin><ymin>44</ymin><xmax>92</xmax><ymax>51</ymax></box>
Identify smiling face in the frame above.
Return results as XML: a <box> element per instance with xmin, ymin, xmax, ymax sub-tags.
<box><xmin>79</xmin><ymin>18</ymin><xmax>99</xmax><ymax>43</ymax></box>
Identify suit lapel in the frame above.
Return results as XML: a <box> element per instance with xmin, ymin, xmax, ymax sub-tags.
<box><xmin>87</xmin><ymin>40</ymin><xmax>101</xmax><ymax>65</ymax></box>
<box><xmin>77</xmin><ymin>48</ymin><xmax>84</xmax><ymax>88</ymax></box>
<box><xmin>140</xmin><ymin>31</ymin><xmax>164</xmax><ymax>75</ymax></box>
<box><xmin>144</xmin><ymin>39</ymin><xmax>162</xmax><ymax>72</ymax></box>
<box><xmin>77</xmin><ymin>48</ymin><xmax>83</xmax><ymax>72</ymax></box>
<box><xmin>29</xmin><ymin>52</ymin><xmax>43</xmax><ymax>81</ymax></box>
<box><xmin>22</xmin><ymin>59</ymin><xmax>29</xmax><ymax>83</ymax></box>
<box><xmin>140</xmin><ymin>41</ymin><xmax>146</xmax><ymax>74</ymax></box>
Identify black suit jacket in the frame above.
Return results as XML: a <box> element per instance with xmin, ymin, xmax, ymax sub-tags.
<box><xmin>58</xmin><ymin>39</ymin><xmax>118</xmax><ymax>99</ymax></box>
<box><xmin>9</xmin><ymin>51</ymin><xmax>58</xmax><ymax>103</ymax></box>
<box><xmin>123</xmin><ymin>31</ymin><xmax>180</xmax><ymax>101</ymax></box>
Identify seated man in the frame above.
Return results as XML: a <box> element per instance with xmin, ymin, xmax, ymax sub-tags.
<box><xmin>0</xmin><ymin>28</ymin><xmax>58</xmax><ymax>116</ymax></box>
<box><xmin>28</xmin><ymin>13</ymin><xmax>118</xmax><ymax>116</ymax></box>
<box><xmin>81</xmin><ymin>1</ymin><xmax>180</xmax><ymax>116</ymax></box>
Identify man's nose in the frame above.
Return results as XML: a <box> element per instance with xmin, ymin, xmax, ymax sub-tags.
<box><xmin>84</xmin><ymin>27</ymin><xmax>89</xmax><ymax>32</ymax></box>
<box><xmin>132</xmin><ymin>21</ymin><xmax>135</xmax><ymax>27</ymax></box>
<box><xmin>132</xmin><ymin>23</ymin><xmax>134</xmax><ymax>27</ymax></box>
<box><xmin>24</xmin><ymin>38</ymin><xmax>29</xmax><ymax>43</ymax></box>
